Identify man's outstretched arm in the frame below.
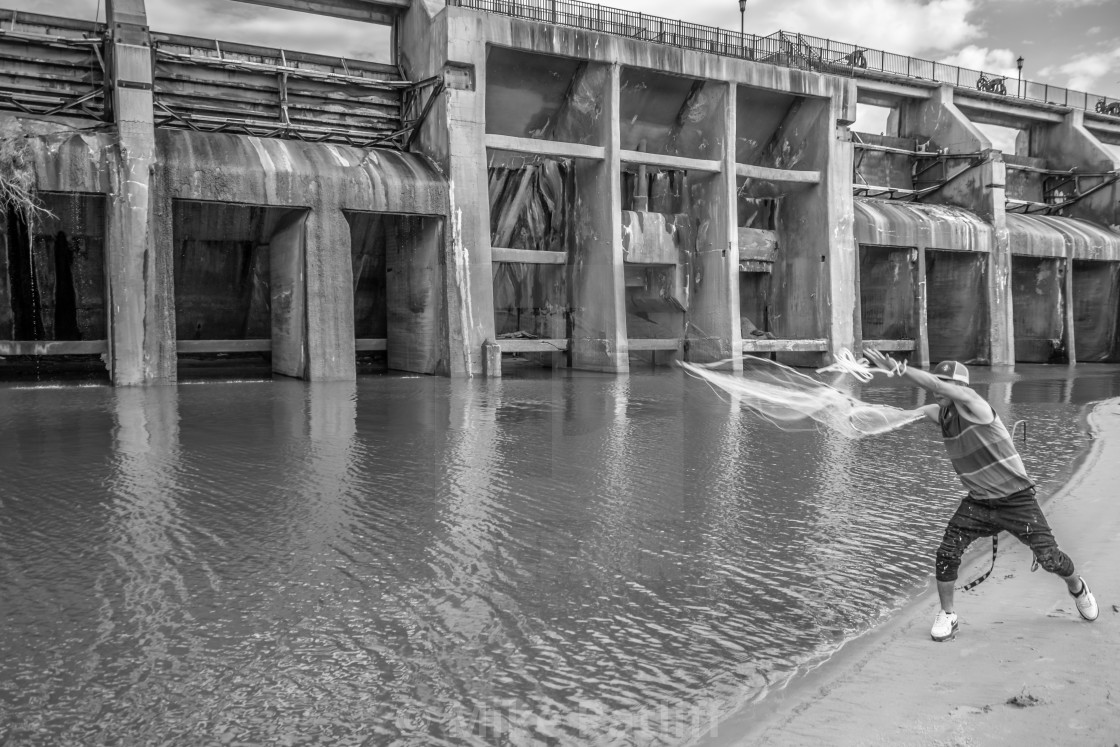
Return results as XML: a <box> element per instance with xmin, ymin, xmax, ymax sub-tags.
<box><xmin>863</xmin><ymin>347</ymin><xmax>992</xmax><ymax>423</ymax></box>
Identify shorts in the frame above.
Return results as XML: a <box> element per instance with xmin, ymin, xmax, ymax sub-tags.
<box><xmin>934</xmin><ymin>487</ymin><xmax>1074</xmax><ymax>582</ymax></box>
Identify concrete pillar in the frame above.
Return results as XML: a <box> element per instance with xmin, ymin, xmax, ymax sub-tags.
<box><xmin>387</xmin><ymin>216</ymin><xmax>444</xmax><ymax>374</ymax></box>
<box><xmin>104</xmin><ymin>0</ymin><xmax>175</xmax><ymax>385</ymax></box>
<box><xmin>825</xmin><ymin>107</ymin><xmax>858</xmax><ymax>362</ymax></box>
<box><xmin>686</xmin><ymin>81</ymin><xmax>741</xmax><ymax>368</ymax></box>
<box><xmin>570</xmin><ymin>63</ymin><xmax>628</xmax><ymax>373</ymax></box>
<box><xmin>444</xmin><ymin>15</ymin><xmax>495</xmax><ymax>377</ymax></box>
<box><xmin>398</xmin><ymin>6</ymin><xmax>488</xmax><ymax>377</ymax></box>
<box><xmin>1063</xmin><ymin>257</ymin><xmax>1077</xmax><ymax>364</ymax></box>
<box><xmin>269</xmin><ymin>209</ymin><xmax>309</xmax><ymax>379</ymax></box>
<box><xmin>915</xmin><ymin>248</ymin><xmax>930</xmax><ymax>367</ymax></box>
<box><xmin>303</xmin><ymin>209</ymin><xmax>355</xmax><ymax>381</ymax></box>
<box><xmin>481</xmin><ymin>339</ymin><xmax>501</xmax><ymax>376</ymax></box>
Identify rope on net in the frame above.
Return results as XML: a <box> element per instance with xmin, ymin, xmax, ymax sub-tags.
<box><xmin>814</xmin><ymin>347</ymin><xmax>905</xmax><ymax>382</ymax></box>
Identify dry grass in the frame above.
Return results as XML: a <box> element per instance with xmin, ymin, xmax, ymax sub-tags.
<box><xmin>0</xmin><ymin>118</ymin><xmax>53</xmax><ymax>228</ymax></box>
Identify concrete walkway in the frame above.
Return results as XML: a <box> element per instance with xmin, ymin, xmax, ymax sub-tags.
<box><xmin>706</xmin><ymin>398</ymin><xmax>1120</xmax><ymax>746</ymax></box>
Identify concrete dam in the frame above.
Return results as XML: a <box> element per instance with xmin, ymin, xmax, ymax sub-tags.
<box><xmin>2</xmin><ymin>0</ymin><xmax>1119</xmax><ymax>384</ymax></box>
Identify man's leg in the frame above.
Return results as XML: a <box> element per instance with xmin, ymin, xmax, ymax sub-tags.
<box><xmin>935</xmin><ymin>498</ymin><xmax>993</xmax><ymax>600</ymax></box>
<box><xmin>992</xmin><ymin>491</ymin><xmax>1075</xmax><ymax>577</ymax></box>
<box><xmin>993</xmin><ymin>490</ymin><xmax>1098</xmax><ymax>621</ymax></box>
<box><xmin>932</xmin><ymin>497</ymin><xmax>993</xmax><ymax>640</ymax></box>
<box><xmin>937</xmin><ymin>579</ymin><xmax>956</xmax><ymax>614</ymax></box>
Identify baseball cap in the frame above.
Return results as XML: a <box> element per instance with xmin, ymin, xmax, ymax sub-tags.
<box><xmin>932</xmin><ymin>360</ymin><xmax>969</xmax><ymax>385</ymax></box>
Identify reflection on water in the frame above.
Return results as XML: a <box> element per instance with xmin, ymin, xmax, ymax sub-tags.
<box><xmin>1</xmin><ymin>365</ymin><xmax>1117</xmax><ymax>745</ymax></box>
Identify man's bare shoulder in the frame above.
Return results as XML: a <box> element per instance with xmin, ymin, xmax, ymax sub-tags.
<box><xmin>952</xmin><ymin>387</ymin><xmax>995</xmax><ymax>424</ymax></box>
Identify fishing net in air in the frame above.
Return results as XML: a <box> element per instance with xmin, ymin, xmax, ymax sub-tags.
<box><xmin>680</xmin><ymin>352</ymin><xmax>923</xmax><ymax>438</ymax></box>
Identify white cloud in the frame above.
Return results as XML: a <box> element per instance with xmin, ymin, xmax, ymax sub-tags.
<box><xmin>146</xmin><ymin>1</ymin><xmax>392</xmax><ymax>61</ymax></box>
<box><xmin>975</xmin><ymin>123</ymin><xmax>1020</xmax><ymax>153</ymax></box>
<box><xmin>939</xmin><ymin>45</ymin><xmax>1022</xmax><ymax>78</ymax></box>
<box><xmin>9</xmin><ymin>0</ymin><xmax>100</xmax><ymax>20</ymax></box>
<box><xmin>12</xmin><ymin>0</ymin><xmax>391</xmax><ymax>61</ymax></box>
<box><xmin>600</xmin><ymin>0</ymin><xmax>983</xmax><ymax>57</ymax></box>
<box><xmin>1038</xmin><ymin>47</ymin><xmax>1120</xmax><ymax>94</ymax></box>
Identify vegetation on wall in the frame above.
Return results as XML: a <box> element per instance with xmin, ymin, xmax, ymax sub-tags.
<box><xmin>0</xmin><ymin>119</ymin><xmax>51</xmax><ymax>227</ymax></box>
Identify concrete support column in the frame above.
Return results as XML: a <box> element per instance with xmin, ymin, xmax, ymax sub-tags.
<box><xmin>445</xmin><ymin>17</ymin><xmax>494</xmax><ymax>377</ymax></box>
<box><xmin>686</xmin><ymin>81</ymin><xmax>741</xmax><ymax>369</ymax></box>
<box><xmin>915</xmin><ymin>248</ymin><xmax>930</xmax><ymax>367</ymax></box>
<box><xmin>825</xmin><ymin>110</ymin><xmax>857</xmax><ymax>362</ymax></box>
<box><xmin>303</xmin><ymin>208</ymin><xmax>355</xmax><ymax>381</ymax></box>
<box><xmin>104</xmin><ymin>0</ymin><xmax>174</xmax><ymax>385</ymax></box>
<box><xmin>270</xmin><ymin>209</ymin><xmax>310</xmax><ymax>379</ymax></box>
<box><xmin>387</xmin><ymin>216</ymin><xmax>445</xmax><ymax>374</ymax></box>
<box><xmin>978</xmin><ymin>156</ymin><xmax>1014</xmax><ymax>366</ymax></box>
<box><xmin>1063</xmin><ymin>256</ymin><xmax>1077</xmax><ymax>364</ymax></box>
<box><xmin>570</xmin><ymin>63</ymin><xmax>628</xmax><ymax>373</ymax></box>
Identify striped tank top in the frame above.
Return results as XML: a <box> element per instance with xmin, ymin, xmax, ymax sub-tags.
<box><xmin>939</xmin><ymin>402</ymin><xmax>1033</xmax><ymax>500</ymax></box>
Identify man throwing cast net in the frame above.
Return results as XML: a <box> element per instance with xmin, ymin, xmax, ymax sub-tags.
<box><xmin>862</xmin><ymin>347</ymin><xmax>1098</xmax><ymax>641</ymax></box>
<box><xmin>682</xmin><ymin>349</ymin><xmax>1099</xmax><ymax>642</ymax></box>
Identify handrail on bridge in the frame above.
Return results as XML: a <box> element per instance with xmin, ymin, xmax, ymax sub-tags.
<box><xmin>447</xmin><ymin>0</ymin><xmax>1120</xmax><ymax>118</ymax></box>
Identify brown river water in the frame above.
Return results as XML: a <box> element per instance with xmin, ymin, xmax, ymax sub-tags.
<box><xmin>2</xmin><ymin>363</ymin><xmax>1118</xmax><ymax>745</ymax></box>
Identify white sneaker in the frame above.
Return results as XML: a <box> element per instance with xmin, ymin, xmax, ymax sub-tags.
<box><xmin>1071</xmin><ymin>577</ymin><xmax>1098</xmax><ymax>621</ymax></box>
<box><xmin>931</xmin><ymin>610</ymin><xmax>958</xmax><ymax>642</ymax></box>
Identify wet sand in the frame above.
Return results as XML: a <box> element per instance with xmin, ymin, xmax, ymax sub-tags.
<box><xmin>707</xmin><ymin>398</ymin><xmax>1120</xmax><ymax>746</ymax></box>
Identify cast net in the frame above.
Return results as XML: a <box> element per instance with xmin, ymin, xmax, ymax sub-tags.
<box><xmin>681</xmin><ymin>352</ymin><xmax>923</xmax><ymax>438</ymax></box>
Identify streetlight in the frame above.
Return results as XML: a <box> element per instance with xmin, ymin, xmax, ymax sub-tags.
<box><xmin>739</xmin><ymin>0</ymin><xmax>747</xmax><ymax>58</ymax></box>
<box><xmin>1017</xmin><ymin>56</ymin><xmax>1024</xmax><ymax>98</ymax></box>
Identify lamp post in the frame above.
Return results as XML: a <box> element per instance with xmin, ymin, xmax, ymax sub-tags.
<box><xmin>739</xmin><ymin>0</ymin><xmax>746</xmax><ymax>56</ymax></box>
<box><xmin>1017</xmin><ymin>56</ymin><xmax>1024</xmax><ymax>98</ymax></box>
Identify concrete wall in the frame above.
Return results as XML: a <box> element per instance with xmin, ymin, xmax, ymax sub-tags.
<box><xmin>1030</xmin><ymin>110</ymin><xmax>1120</xmax><ymax>228</ymax></box>
<box><xmin>5</xmin><ymin>116</ymin><xmax>448</xmax><ymax>382</ymax></box>
<box><xmin>8</xmin><ymin>1</ymin><xmax>1120</xmax><ymax>383</ymax></box>
<box><xmin>882</xmin><ymin>86</ymin><xmax>1014</xmax><ymax>364</ymax></box>
<box><xmin>853</xmin><ymin>134</ymin><xmax>918</xmax><ymax>190</ymax></box>
<box><xmin>403</xmin><ymin>5</ymin><xmax>854</xmax><ymax>374</ymax></box>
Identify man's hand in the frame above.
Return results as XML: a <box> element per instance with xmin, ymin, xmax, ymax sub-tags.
<box><xmin>863</xmin><ymin>346</ymin><xmax>896</xmax><ymax>374</ymax></box>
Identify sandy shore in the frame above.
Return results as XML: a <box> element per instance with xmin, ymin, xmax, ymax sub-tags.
<box><xmin>704</xmin><ymin>398</ymin><xmax>1120</xmax><ymax>746</ymax></box>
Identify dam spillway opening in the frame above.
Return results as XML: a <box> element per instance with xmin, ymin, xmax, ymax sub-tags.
<box><xmin>173</xmin><ymin>201</ymin><xmax>307</xmax><ymax>380</ymax></box>
<box><xmin>926</xmin><ymin>249</ymin><xmax>990</xmax><ymax>364</ymax></box>
<box><xmin>859</xmin><ymin>245</ymin><xmax>918</xmax><ymax>346</ymax></box>
<box><xmin>351</xmin><ymin>211</ymin><xmax>445</xmax><ymax>375</ymax></box>
<box><xmin>1011</xmin><ymin>255</ymin><xmax>1067</xmax><ymax>363</ymax></box>
<box><xmin>1073</xmin><ymin>259</ymin><xmax>1120</xmax><ymax>362</ymax></box>
<box><xmin>488</xmin><ymin>151</ymin><xmax>575</xmax><ymax>371</ymax></box>
<box><xmin>737</xmin><ymin>196</ymin><xmax>779</xmax><ymax>343</ymax></box>
<box><xmin>0</xmin><ymin>193</ymin><xmax>109</xmax><ymax>381</ymax></box>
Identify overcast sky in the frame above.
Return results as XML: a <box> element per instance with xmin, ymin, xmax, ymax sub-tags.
<box><xmin>17</xmin><ymin>0</ymin><xmax>1120</xmax><ymax>144</ymax></box>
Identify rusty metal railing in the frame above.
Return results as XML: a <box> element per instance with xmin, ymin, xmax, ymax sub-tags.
<box><xmin>0</xmin><ymin>10</ymin><xmax>107</xmax><ymax>122</ymax></box>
